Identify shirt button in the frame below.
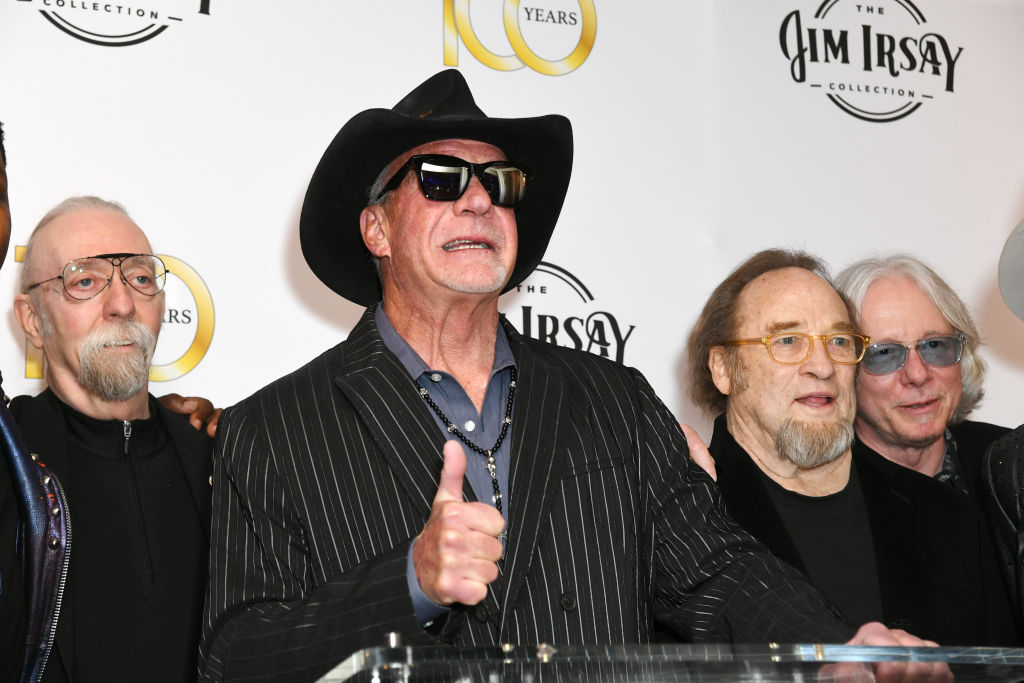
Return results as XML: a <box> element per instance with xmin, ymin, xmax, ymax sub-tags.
<box><xmin>430</xmin><ymin>373</ymin><xmax>442</xmax><ymax>383</ymax></box>
<box><xmin>559</xmin><ymin>591</ymin><xmax>577</xmax><ymax>611</ymax></box>
<box><xmin>464</xmin><ymin>420</ymin><xmax>476</xmax><ymax>432</ymax></box>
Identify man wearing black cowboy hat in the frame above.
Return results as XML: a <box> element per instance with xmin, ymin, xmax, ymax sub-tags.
<box><xmin>199</xmin><ymin>70</ymin><xmax>935</xmax><ymax>682</ymax></box>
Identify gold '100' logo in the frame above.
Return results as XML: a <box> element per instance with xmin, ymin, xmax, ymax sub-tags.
<box><xmin>443</xmin><ymin>0</ymin><xmax>597</xmax><ymax>75</ymax></box>
<box><xmin>14</xmin><ymin>248</ymin><xmax>214</xmax><ymax>383</ymax></box>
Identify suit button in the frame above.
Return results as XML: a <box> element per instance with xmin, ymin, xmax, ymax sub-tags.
<box><xmin>474</xmin><ymin>605</ymin><xmax>491</xmax><ymax>622</ymax></box>
<box><xmin>559</xmin><ymin>592</ymin><xmax>577</xmax><ymax>611</ymax></box>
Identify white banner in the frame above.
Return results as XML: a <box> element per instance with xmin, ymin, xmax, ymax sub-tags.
<box><xmin>2</xmin><ymin>0</ymin><xmax>1023</xmax><ymax>439</ymax></box>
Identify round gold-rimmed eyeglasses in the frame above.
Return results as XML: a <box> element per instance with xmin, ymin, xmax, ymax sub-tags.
<box><xmin>724</xmin><ymin>332</ymin><xmax>871</xmax><ymax>365</ymax></box>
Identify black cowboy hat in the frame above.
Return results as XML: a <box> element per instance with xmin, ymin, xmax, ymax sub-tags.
<box><xmin>299</xmin><ymin>69</ymin><xmax>574</xmax><ymax>306</ymax></box>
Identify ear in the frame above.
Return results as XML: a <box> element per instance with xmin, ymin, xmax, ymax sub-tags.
<box><xmin>709</xmin><ymin>346</ymin><xmax>732</xmax><ymax>396</ymax></box>
<box><xmin>360</xmin><ymin>205</ymin><xmax>391</xmax><ymax>259</ymax></box>
<box><xmin>14</xmin><ymin>294</ymin><xmax>46</xmax><ymax>350</ymax></box>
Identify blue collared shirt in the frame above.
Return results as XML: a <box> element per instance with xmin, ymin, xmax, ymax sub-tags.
<box><xmin>374</xmin><ymin>306</ymin><xmax>516</xmax><ymax>625</ymax></box>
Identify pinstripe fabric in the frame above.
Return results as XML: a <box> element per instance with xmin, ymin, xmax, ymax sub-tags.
<box><xmin>199</xmin><ymin>308</ymin><xmax>853</xmax><ymax>682</ymax></box>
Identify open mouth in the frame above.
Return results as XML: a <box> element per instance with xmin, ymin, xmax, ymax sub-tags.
<box><xmin>795</xmin><ymin>393</ymin><xmax>835</xmax><ymax>407</ymax></box>
<box><xmin>443</xmin><ymin>238</ymin><xmax>494</xmax><ymax>252</ymax></box>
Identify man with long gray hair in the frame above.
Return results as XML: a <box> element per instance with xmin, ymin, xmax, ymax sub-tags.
<box><xmin>686</xmin><ymin>248</ymin><xmax>1016</xmax><ymax>645</ymax></box>
<box><xmin>6</xmin><ymin>196</ymin><xmax>213</xmax><ymax>681</ymax></box>
<box><xmin>834</xmin><ymin>255</ymin><xmax>1006</xmax><ymax>494</ymax></box>
<box><xmin>836</xmin><ymin>254</ymin><xmax>1018</xmax><ymax>631</ymax></box>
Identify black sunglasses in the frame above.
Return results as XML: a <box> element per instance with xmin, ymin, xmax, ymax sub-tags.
<box><xmin>379</xmin><ymin>154</ymin><xmax>533</xmax><ymax>207</ymax></box>
<box><xmin>861</xmin><ymin>333</ymin><xmax>967</xmax><ymax>375</ymax></box>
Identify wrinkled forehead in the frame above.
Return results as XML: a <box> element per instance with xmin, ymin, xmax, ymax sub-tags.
<box><xmin>860</xmin><ymin>275</ymin><xmax>953</xmax><ymax>336</ymax></box>
<box><xmin>35</xmin><ymin>208</ymin><xmax>152</xmax><ymax>271</ymax></box>
<box><xmin>736</xmin><ymin>267</ymin><xmax>852</xmax><ymax>333</ymax></box>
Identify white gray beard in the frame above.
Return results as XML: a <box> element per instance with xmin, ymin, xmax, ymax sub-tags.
<box><xmin>77</xmin><ymin>321</ymin><xmax>156</xmax><ymax>402</ymax></box>
<box><xmin>441</xmin><ymin>263</ymin><xmax>508</xmax><ymax>294</ymax></box>
<box><xmin>776</xmin><ymin>417</ymin><xmax>854</xmax><ymax>469</ymax></box>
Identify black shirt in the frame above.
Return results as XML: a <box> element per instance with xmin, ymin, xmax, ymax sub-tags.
<box><xmin>53</xmin><ymin>398</ymin><xmax>206</xmax><ymax>683</ymax></box>
<box><xmin>759</xmin><ymin>464</ymin><xmax>884</xmax><ymax>625</ymax></box>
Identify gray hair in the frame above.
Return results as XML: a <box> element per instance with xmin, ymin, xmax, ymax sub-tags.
<box><xmin>834</xmin><ymin>254</ymin><xmax>986</xmax><ymax>422</ymax></box>
<box><xmin>363</xmin><ymin>163</ymin><xmax>402</xmax><ymax>280</ymax></box>
<box><xmin>19</xmin><ymin>196</ymin><xmax>130</xmax><ymax>295</ymax></box>
<box><xmin>367</xmin><ymin>163</ymin><xmax>395</xmax><ymax>207</ymax></box>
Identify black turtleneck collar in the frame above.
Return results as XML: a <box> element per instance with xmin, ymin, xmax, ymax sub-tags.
<box><xmin>59</xmin><ymin>395</ymin><xmax>168</xmax><ymax>461</ymax></box>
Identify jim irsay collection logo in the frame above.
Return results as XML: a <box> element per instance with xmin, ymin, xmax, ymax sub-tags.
<box><xmin>501</xmin><ymin>262</ymin><xmax>634</xmax><ymax>364</ymax></box>
<box><xmin>443</xmin><ymin>0</ymin><xmax>597</xmax><ymax>75</ymax></box>
<box><xmin>779</xmin><ymin>0</ymin><xmax>962</xmax><ymax>122</ymax></box>
<box><xmin>15</xmin><ymin>0</ymin><xmax>211</xmax><ymax>46</ymax></box>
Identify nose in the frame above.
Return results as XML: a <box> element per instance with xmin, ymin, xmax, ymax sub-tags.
<box><xmin>801</xmin><ymin>337</ymin><xmax>837</xmax><ymax>378</ymax></box>
<box><xmin>454</xmin><ymin>175</ymin><xmax>494</xmax><ymax>213</ymax></box>
<box><xmin>899</xmin><ymin>346</ymin><xmax>931</xmax><ymax>385</ymax></box>
<box><xmin>101</xmin><ymin>271</ymin><xmax>138</xmax><ymax>318</ymax></box>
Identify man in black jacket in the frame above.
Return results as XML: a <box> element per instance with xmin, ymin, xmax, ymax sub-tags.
<box><xmin>6</xmin><ymin>195</ymin><xmax>213</xmax><ymax>682</ymax></box>
<box><xmin>686</xmin><ymin>248</ymin><xmax>1017</xmax><ymax>646</ymax></box>
<box><xmin>834</xmin><ymin>255</ymin><xmax>1007</xmax><ymax>497</ymax></box>
<box><xmin>835</xmin><ymin>256</ymin><xmax>1021</xmax><ymax>631</ymax></box>
<box><xmin>200</xmin><ymin>70</ymin><xmax>942</xmax><ymax>683</ymax></box>
<box><xmin>0</xmin><ymin>118</ymin><xmax>28</xmax><ymax>683</ymax></box>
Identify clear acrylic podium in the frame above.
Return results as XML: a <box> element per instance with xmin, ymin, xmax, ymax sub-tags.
<box><xmin>316</xmin><ymin>641</ymin><xmax>1024</xmax><ymax>682</ymax></box>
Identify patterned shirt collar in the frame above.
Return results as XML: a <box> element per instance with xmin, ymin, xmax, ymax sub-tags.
<box><xmin>934</xmin><ymin>427</ymin><xmax>969</xmax><ymax>494</ymax></box>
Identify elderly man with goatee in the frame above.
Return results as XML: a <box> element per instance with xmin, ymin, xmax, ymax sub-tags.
<box><xmin>6</xmin><ymin>195</ymin><xmax>212</xmax><ymax>682</ymax></box>
<box><xmin>686</xmin><ymin>248</ymin><xmax>1017</xmax><ymax>646</ymax></box>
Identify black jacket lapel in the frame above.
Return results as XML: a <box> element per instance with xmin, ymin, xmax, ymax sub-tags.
<box><xmin>11</xmin><ymin>391</ymin><xmax>69</xmax><ymax>483</ymax></box>
<box><xmin>155</xmin><ymin>400</ymin><xmax>213</xmax><ymax>540</ymax></box>
<box><xmin>709</xmin><ymin>416</ymin><xmax>808</xmax><ymax>574</ymax></box>
<box><xmin>853</xmin><ymin>442</ymin><xmax>919</xmax><ymax>629</ymax></box>
<box><xmin>496</xmin><ymin>325</ymin><xmax>570</xmax><ymax>632</ymax></box>
<box><xmin>9</xmin><ymin>390</ymin><xmax>75</xmax><ymax>679</ymax></box>
<box><xmin>332</xmin><ymin>309</ymin><xmax>471</xmax><ymax>518</ymax></box>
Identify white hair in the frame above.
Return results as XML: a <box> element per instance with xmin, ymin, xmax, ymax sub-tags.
<box><xmin>835</xmin><ymin>254</ymin><xmax>986</xmax><ymax>422</ymax></box>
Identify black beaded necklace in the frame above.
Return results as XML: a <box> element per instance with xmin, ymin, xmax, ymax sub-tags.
<box><xmin>417</xmin><ymin>367</ymin><xmax>517</xmax><ymax>513</ymax></box>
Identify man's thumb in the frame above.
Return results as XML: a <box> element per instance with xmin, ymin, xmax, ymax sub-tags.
<box><xmin>434</xmin><ymin>440</ymin><xmax>467</xmax><ymax>503</ymax></box>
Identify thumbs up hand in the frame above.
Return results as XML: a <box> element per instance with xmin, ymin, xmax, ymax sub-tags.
<box><xmin>413</xmin><ymin>440</ymin><xmax>506</xmax><ymax>606</ymax></box>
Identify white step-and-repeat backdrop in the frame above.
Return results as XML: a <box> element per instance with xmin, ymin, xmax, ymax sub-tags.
<box><xmin>2</xmin><ymin>0</ymin><xmax>1023</xmax><ymax>439</ymax></box>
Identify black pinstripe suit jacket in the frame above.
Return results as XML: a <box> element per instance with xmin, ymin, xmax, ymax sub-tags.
<box><xmin>199</xmin><ymin>307</ymin><xmax>853</xmax><ymax>682</ymax></box>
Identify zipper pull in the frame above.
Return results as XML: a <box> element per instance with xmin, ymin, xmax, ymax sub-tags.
<box><xmin>123</xmin><ymin>419</ymin><xmax>132</xmax><ymax>457</ymax></box>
